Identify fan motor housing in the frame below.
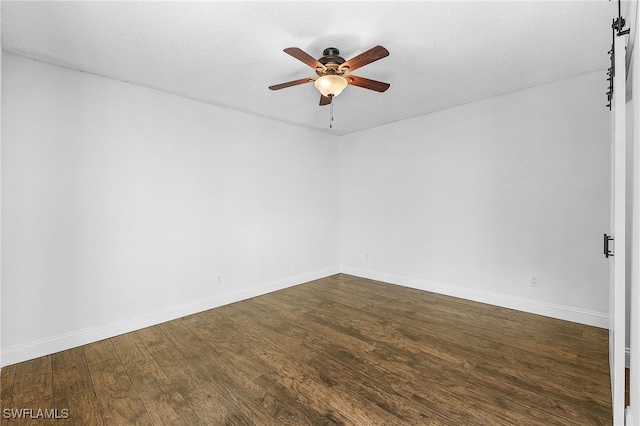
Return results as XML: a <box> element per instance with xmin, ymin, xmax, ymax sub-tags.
<box><xmin>317</xmin><ymin>47</ymin><xmax>346</xmax><ymax>76</ymax></box>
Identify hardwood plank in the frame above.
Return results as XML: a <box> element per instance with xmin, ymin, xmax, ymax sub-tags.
<box><xmin>224</xmin><ymin>304</ymin><xmax>420</xmax><ymax>425</ymax></box>
<box><xmin>10</xmin><ymin>356</ymin><xmax>52</xmax><ymax>407</ymax></box>
<box><xmin>3</xmin><ymin>396</ymin><xmax>55</xmax><ymax>426</ymax></box>
<box><xmin>137</xmin><ymin>379</ymin><xmax>202</xmax><ymax>426</ymax></box>
<box><xmin>135</xmin><ymin>325</ymin><xmax>174</xmax><ymax>354</ymax></box>
<box><xmin>111</xmin><ymin>333</ymin><xmax>148</xmax><ymax>364</ymax></box>
<box><xmin>150</xmin><ymin>344</ymin><xmax>238</xmax><ymax>425</ymax></box>
<box><xmin>83</xmin><ymin>339</ymin><xmax>117</xmax><ymax>365</ymax></box>
<box><xmin>181</xmin><ymin>313</ymin><xmax>270</xmax><ymax>379</ymax></box>
<box><xmin>111</xmin><ymin>331</ymin><xmax>202</xmax><ymax>425</ymax></box>
<box><xmin>161</xmin><ymin>319</ymin><xmax>308</xmax><ymax>424</ymax></box>
<box><xmin>55</xmin><ymin>389</ymin><xmax>103</xmax><ymax>426</ymax></box>
<box><xmin>88</xmin><ymin>358</ymin><xmax>152</xmax><ymax>426</ymax></box>
<box><xmin>52</xmin><ymin>347</ymin><xmax>91</xmax><ymax>400</ymax></box>
<box><xmin>250</xmin><ymin>373</ymin><xmax>346</xmax><ymax>425</ymax></box>
<box><xmin>182</xmin><ymin>314</ymin><xmax>334</xmax><ymax>425</ymax></box>
<box><xmin>0</xmin><ymin>372</ymin><xmax>13</xmax><ymax>426</ymax></box>
<box><xmin>111</xmin><ymin>333</ymin><xmax>168</xmax><ymax>393</ymax></box>
<box><xmin>1</xmin><ymin>364</ymin><xmax>17</xmax><ymax>409</ymax></box>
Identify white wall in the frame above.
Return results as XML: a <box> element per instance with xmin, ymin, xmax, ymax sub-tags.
<box><xmin>340</xmin><ymin>70</ymin><xmax>611</xmax><ymax>326</ymax></box>
<box><xmin>1</xmin><ymin>53</ymin><xmax>340</xmax><ymax>365</ymax></box>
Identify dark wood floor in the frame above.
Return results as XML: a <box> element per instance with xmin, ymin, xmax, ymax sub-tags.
<box><xmin>0</xmin><ymin>274</ymin><xmax>612</xmax><ymax>425</ymax></box>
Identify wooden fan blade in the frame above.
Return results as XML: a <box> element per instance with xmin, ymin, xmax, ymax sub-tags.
<box><xmin>283</xmin><ymin>47</ymin><xmax>326</xmax><ymax>70</ymax></box>
<box><xmin>269</xmin><ymin>77</ymin><xmax>314</xmax><ymax>91</ymax></box>
<box><xmin>319</xmin><ymin>94</ymin><xmax>332</xmax><ymax>106</ymax></box>
<box><xmin>346</xmin><ymin>75</ymin><xmax>390</xmax><ymax>92</ymax></box>
<box><xmin>341</xmin><ymin>45</ymin><xmax>389</xmax><ymax>72</ymax></box>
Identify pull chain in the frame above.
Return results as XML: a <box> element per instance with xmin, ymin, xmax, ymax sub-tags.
<box><xmin>329</xmin><ymin>99</ymin><xmax>334</xmax><ymax>129</ymax></box>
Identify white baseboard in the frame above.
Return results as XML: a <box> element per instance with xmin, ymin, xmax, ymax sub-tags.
<box><xmin>1</xmin><ymin>266</ymin><xmax>340</xmax><ymax>367</ymax></box>
<box><xmin>340</xmin><ymin>266</ymin><xmax>609</xmax><ymax>329</ymax></box>
<box><xmin>627</xmin><ymin>407</ymin><xmax>636</xmax><ymax>426</ymax></box>
<box><xmin>628</xmin><ymin>408</ymin><xmax>638</xmax><ymax>426</ymax></box>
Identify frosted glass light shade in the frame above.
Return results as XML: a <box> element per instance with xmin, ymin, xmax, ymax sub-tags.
<box><xmin>314</xmin><ymin>75</ymin><xmax>348</xmax><ymax>97</ymax></box>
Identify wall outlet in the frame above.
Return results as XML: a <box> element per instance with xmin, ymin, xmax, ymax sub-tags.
<box><xmin>216</xmin><ymin>275</ymin><xmax>223</xmax><ymax>285</ymax></box>
<box><xmin>365</xmin><ymin>253</ymin><xmax>371</xmax><ymax>262</ymax></box>
<box><xmin>530</xmin><ymin>274</ymin><xmax>539</xmax><ymax>287</ymax></box>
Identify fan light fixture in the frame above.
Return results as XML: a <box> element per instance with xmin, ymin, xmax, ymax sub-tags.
<box><xmin>314</xmin><ymin>75</ymin><xmax>348</xmax><ymax>97</ymax></box>
<box><xmin>270</xmin><ymin>45</ymin><xmax>390</xmax><ymax>129</ymax></box>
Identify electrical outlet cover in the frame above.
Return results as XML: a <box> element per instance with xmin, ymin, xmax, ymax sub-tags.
<box><xmin>530</xmin><ymin>275</ymin><xmax>539</xmax><ymax>287</ymax></box>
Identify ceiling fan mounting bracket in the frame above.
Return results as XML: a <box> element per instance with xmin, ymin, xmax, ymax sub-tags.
<box><xmin>318</xmin><ymin>47</ymin><xmax>346</xmax><ymax>67</ymax></box>
<box><xmin>322</xmin><ymin>47</ymin><xmax>340</xmax><ymax>57</ymax></box>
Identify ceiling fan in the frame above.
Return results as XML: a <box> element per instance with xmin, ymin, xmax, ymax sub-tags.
<box><xmin>269</xmin><ymin>46</ymin><xmax>390</xmax><ymax>106</ymax></box>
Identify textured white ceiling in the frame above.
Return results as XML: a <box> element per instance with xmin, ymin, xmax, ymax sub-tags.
<box><xmin>1</xmin><ymin>1</ymin><xmax>616</xmax><ymax>135</ymax></box>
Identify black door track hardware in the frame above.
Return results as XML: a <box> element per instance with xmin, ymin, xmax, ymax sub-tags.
<box><xmin>604</xmin><ymin>233</ymin><xmax>614</xmax><ymax>258</ymax></box>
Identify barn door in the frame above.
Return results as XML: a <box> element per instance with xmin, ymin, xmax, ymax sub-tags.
<box><xmin>609</xmin><ymin>30</ymin><xmax>627</xmax><ymax>426</ymax></box>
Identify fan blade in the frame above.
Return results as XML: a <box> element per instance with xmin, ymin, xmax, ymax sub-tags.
<box><xmin>269</xmin><ymin>77</ymin><xmax>314</xmax><ymax>91</ymax></box>
<box><xmin>346</xmin><ymin>75</ymin><xmax>390</xmax><ymax>92</ymax></box>
<box><xmin>341</xmin><ymin>45</ymin><xmax>389</xmax><ymax>72</ymax></box>
<box><xmin>283</xmin><ymin>47</ymin><xmax>326</xmax><ymax>70</ymax></box>
<box><xmin>319</xmin><ymin>94</ymin><xmax>332</xmax><ymax>106</ymax></box>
